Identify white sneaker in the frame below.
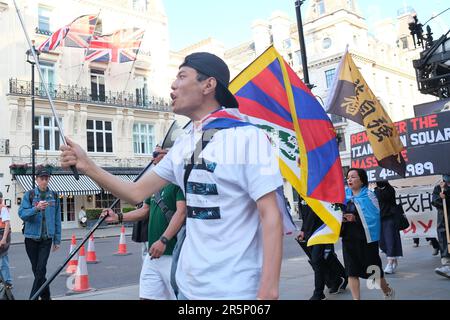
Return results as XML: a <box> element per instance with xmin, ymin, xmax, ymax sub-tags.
<box><xmin>384</xmin><ymin>287</ymin><xmax>395</xmax><ymax>300</ymax></box>
<box><xmin>392</xmin><ymin>260</ymin><xmax>398</xmax><ymax>272</ymax></box>
<box><xmin>435</xmin><ymin>265</ymin><xmax>450</xmax><ymax>279</ymax></box>
<box><xmin>384</xmin><ymin>264</ymin><xmax>394</xmax><ymax>274</ymax></box>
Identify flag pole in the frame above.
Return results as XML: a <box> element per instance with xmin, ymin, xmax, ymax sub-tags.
<box><xmin>294</xmin><ymin>0</ymin><xmax>314</xmax><ymax>90</ymax></box>
<box><xmin>13</xmin><ymin>0</ymin><xmax>79</xmax><ymax>180</ymax></box>
<box><xmin>123</xmin><ymin>30</ymin><xmax>146</xmax><ymax>94</ymax></box>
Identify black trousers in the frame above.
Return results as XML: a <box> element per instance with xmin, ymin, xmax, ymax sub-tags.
<box><xmin>310</xmin><ymin>244</ymin><xmax>337</xmax><ymax>296</ymax></box>
<box><xmin>24</xmin><ymin>238</ymin><xmax>52</xmax><ymax>300</ymax></box>
<box><xmin>413</xmin><ymin>237</ymin><xmax>440</xmax><ymax>249</ymax></box>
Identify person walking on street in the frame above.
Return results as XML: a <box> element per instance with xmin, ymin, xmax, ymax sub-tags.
<box><xmin>18</xmin><ymin>168</ymin><xmax>61</xmax><ymax>300</ymax></box>
<box><xmin>375</xmin><ymin>181</ymin><xmax>403</xmax><ymax>274</ymax></box>
<box><xmin>412</xmin><ymin>237</ymin><xmax>440</xmax><ymax>256</ymax></box>
<box><xmin>60</xmin><ymin>52</ymin><xmax>284</xmax><ymax>300</ymax></box>
<box><xmin>432</xmin><ymin>174</ymin><xmax>450</xmax><ymax>278</ymax></box>
<box><xmin>0</xmin><ymin>192</ymin><xmax>12</xmax><ymax>288</ymax></box>
<box><xmin>341</xmin><ymin>168</ymin><xmax>395</xmax><ymax>300</ymax></box>
<box><xmin>78</xmin><ymin>206</ymin><xmax>87</xmax><ymax>227</ymax></box>
<box><xmin>102</xmin><ymin>147</ymin><xmax>186</xmax><ymax>299</ymax></box>
<box><xmin>296</xmin><ymin>200</ymin><xmax>347</xmax><ymax>300</ymax></box>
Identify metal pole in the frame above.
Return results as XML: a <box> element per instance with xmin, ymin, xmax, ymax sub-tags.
<box><xmin>31</xmin><ymin>60</ymin><xmax>36</xmax><ymax>189</ymax></box>
<box><xmin>294</xmin><ymin>0</ymin><xmax>314</xmax><ymax>89</ymax></box>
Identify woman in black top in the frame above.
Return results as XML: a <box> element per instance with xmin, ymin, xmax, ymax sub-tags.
<box><xmin>342</xmin><ymin>168</ymin><xmax>395</xmax><ymax>300</ymax></box>
<box><xmin>375</xmin><ymin>181</ymin><xmax>403</xmax><ymax>274</ymax></box>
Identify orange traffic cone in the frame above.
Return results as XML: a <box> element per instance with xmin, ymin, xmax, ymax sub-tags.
<box><xmin>86</xmin><ymin>234</ymin><xmax>99</xmax><ymax>264</ymax></box>
<box><xmin>114</xmin><ymin>225</ymin><xmax>131</xmax><ymax>256</ymax></box>
<box><xmin>65</xmin><ymin>234</ymin><xmax>78</xmax><ymax>275</ymax></box>
<box><xmin>66</xmin><ymin>245</ymin><xmax>95</xmax><ymax>295</ymax></box>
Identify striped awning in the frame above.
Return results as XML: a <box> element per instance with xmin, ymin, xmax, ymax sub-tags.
<box><xmin>115</xmin><ymin>175</ymin><xmax>139</xmax><ymax>182</ymax></box>
<box><xmin>15</xmin><ymin>175</ymin><xmax>102</xmax><ymax>196</ymax></box>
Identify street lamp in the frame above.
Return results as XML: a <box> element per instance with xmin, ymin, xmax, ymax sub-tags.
<box><xmin>26</xmin><ymin>40</ymin><xmax>40</xmax><ymax>189</ymax></box>
<box><xmin>294</xmin><ymin>0</ymin><xmax>315</xmax><ymax>90</ymax></box>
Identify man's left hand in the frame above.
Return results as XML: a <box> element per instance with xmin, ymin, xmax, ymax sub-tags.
<box><xmin>52</xmin><ymin>244</ymin><xmax>60</xmax><ymax>252</ymax></box>
<box><xmin>0</xmin><ymin>239</ymin><xmax>6</xmax><ymax>248</ymax></box>
<box><xmin>149</xmin><ymin>240</ymin><xmax>166</xmax><ymax>259</ymax></box>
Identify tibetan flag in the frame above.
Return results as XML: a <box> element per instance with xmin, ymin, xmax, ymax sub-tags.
<box><xmin>230</xmin><ymin>45</ymin><xmax>345</xmax><ymax>245</ymax></box>
<box><xmin>326</xmin><ymin>50</ymin><xmax>406</xmax><ymax>176</ymax></box>
<box><xmin>85</xmin><ymin>28</ymin><xmax>145</xmax><ymax>63</ymax></box>
<box><xmin>63</xmin><ymin>14</ymin><xmax>98</xmax><ymax>48</ymax></box>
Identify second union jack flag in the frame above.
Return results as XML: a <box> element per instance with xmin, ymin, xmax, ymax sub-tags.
<box><xmin>85</xmin><ymin>28</ymin><xmax>145</xmax><ymax>63</ymax></box>
<box><xmin>63</xmin><ymin>14</ymin><xmax>98</xmax><ymax>48</ymax></box>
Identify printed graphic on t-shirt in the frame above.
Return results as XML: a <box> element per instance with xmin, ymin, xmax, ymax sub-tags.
<box><xmin>187</xmin><ymin>206</ymin><xmax>221</xmax><ymax>220</ymax></box>
<box><xmin>186</xmin><ymin>182</ymin><xmax>218</xmax><ymax>196</ymax></box>
<box><xmin>185</xmin><ymin>159</ymin><xmax>217</xmax><ymax>173</ymax></box>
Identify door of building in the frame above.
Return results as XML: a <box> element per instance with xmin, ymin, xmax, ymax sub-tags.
<box><xmin>59</xmin><ymin>195</ymin><xmax>77</xmax><ymax>228</ymax></box>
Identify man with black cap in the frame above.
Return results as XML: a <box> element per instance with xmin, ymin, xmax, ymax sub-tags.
<box><xmin>60</xmin><ymin>52</ymin><xmax>283</xmax><ymax>300</ymax></box>
<box><xmin>19</xmin><ymin>167</ymin><xmax>61</xmax><ymax>300</ymax></box>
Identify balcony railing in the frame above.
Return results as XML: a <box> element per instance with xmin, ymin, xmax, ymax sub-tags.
<box><xmin>35</xmin><ymin>27</ymin><xmax>52</xmax><ymax>36</ymax></box>
<box><xmin>9</xmin><ymin>78</ymin><xmax>171</xmax><ymax>112</ymax></box>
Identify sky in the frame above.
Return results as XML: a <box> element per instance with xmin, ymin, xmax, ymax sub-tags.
<box><xmin>164</xmin><ymin>0</ymin><xmax>450</xmax><ymax>52</ymax></box>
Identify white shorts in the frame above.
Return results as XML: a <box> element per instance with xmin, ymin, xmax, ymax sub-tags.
<box><xmin>139</xmin><ymin>254</ymin><xmax>176</xmax><ymax>300</ymax></box>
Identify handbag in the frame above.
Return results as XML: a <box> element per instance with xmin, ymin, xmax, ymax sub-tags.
<box><xmin>392</xmin><ymin>204</ymin><xmax>410</xmax><ymax>231</ymax></box>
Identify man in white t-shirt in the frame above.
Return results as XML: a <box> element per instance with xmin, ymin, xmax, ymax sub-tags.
<box><xmin>0</xmin><ymin>192</ymin><xmax>12</xmax><ymax>288</ymax></box>
<box><xmin>60</xmin><ymin>52</ymin><xmax>283</xmax><ymax>299</ymax></box>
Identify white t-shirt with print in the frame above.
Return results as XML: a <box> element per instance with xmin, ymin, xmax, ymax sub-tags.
<box><xmin>1</xmin><ymin>207</ymin><xmax>10</xmax><ymax>222</ymax></box>
<box><xmin>153</xmin><ymin>125</ymin><xmax>283</xmax><ymax>300</ymax></box>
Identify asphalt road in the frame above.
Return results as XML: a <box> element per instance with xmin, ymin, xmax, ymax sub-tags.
<box><xmin>8</xmin><ymin>235</ymin><xmax>142</xmax><ymax>300</ymax></box>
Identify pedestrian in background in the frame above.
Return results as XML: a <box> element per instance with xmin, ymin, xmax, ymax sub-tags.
<box><xmin>18</xmin><ymin>168</ymin><xmax>61</xmax><ymax>300</ymax></box>
<box><xmin>412</xmin><ymin>237</ymin><xmax>440</xmax><ymax>256</ymax></box>
<box><xmin>296</xmin><ymin>200</ymin><xmax>347</xmax><ymax>300</ymax></box>
<box><xmin>341</xmin><ymin>168</ymin><xmax>395</xmax><ymax>300</ymax></box>
<box><xmin>102</xmin><ymin>147</ymin><xmax>186</xmax><ymax>299</ymax></box>
<box><xmin>432</xmin><ymin>174</ymin><xmax>450</xmax><ymax>278</ymax></box>
<box><xmin>0</xmin><ymin>192</ymin><xmax>12</xmax><ymax>289</ymax></box>
<box><xmin>375</xmin><ymin>181</ymin><xmax>403</xmax><ymax>274</ymax></box>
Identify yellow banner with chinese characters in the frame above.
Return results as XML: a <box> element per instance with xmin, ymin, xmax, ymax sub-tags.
<box><xmin>326</xmin><ymin>50</ymin><xmax>406</xmax><ymax>176</ymax></box>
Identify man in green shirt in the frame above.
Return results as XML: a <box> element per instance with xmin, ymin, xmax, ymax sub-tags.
<box><xmin>102</xmin><ymin>147</ymin><xmax>186</xmax><ymax>300</ymax></box>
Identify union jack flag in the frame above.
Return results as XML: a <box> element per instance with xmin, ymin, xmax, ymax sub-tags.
<box><xmin>37</xmin><ymin>14</ymin><xmax>98</xmax><ymax>52</ymax></box>
<box><xmin>37</xmin><ymin>25</ymin><xmax>70</xmax><ymax>52</ymax></box>
<box><xmin>63</xmin><ymin>14</ymin><xmax>98</xmax><ymax>48</ymax></box>
<box><xmin>85</xmin><ymin>28</ymin><xmax>145</xmax><ymax>63</ymax></box>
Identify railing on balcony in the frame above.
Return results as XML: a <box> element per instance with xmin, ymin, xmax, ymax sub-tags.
<box><xmin>8</xmin><ymin>78</ymin><xmax>171</xmax><ymax>112</ymax></box>
<box><xmin>35</xmin><ymin>27</ymin><xmax>52</xmax><ymax>36</ymax></box>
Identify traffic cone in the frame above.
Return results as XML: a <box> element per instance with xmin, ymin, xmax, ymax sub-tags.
<box><xmin>65</xmin><ymin>234</ymin><xmax>78</xmax><ymax>275</ymax></box>
<box><xmin>114</xmin><ymin>225</ymin><xmax>131</xmax><ymax>256</ymax></box>
<box><xmin>86</xmin><ymin>234</ymin><xmax>99</xmax><ymax>264</ymax></box>
<box><xmin>66</xmin><ymin>245</ymin><xmax>95</xmax><ymax>295</ymax></box>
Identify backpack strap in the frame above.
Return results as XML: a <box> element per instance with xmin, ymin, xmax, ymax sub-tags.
<box><xmin>183</xmin><ymin>129</ymin><xmax>220</xmax><ymax>195</ymax></box>
<box><xmin>154</xmin><ymin>190</ymin><xmax>175</xmax><ymax>224</ymax></box>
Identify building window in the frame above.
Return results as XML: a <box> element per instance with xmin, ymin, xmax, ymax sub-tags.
<box><xmin>336</xmin><ymin>128</ymin><xmax>347</xmax><ymax>152</ymax></box>
<box><xmin>133</xmin><ymin>123</ymin><xmax>155</xmax><ymax>155</ymax></box>
<box><xmin>95</xmin><ymin>190</ymin><xmax>120</xmax><ymax>213</ymax></box>
<box><xmin>38</xmin><ymin>5</ymin><xmax>51</xmax><ymax>32</ymax></box>
<box><xmin>132</xmin><ymin>0</ymin><xmax>147</xmax><ymax>11</ymax></box>
<box><xmin>135</xmin><ymin>76</ymin><xmax>148</xmax><ymax>107</ymax></box>
<box><xmin>325</xmin><ymin>68</ymin><xmax>336</xmax><ymax>88</ymax></box>
<box><xmin>34</xmin><ymin>115</ymin><xmax>62</xmax><ymax>151</ymax></box>
<box><xmin>94</xmin><ymin>18</ymin><xmax>102</xmax><ymax>36</ymax></box>
<box><xmin>90</xmin><ymin>69</ymin><xmax>105</xmax><ymax>102</ymax></box>
<box><xmin>400</xmin><ymin>36</ymin><xmax>408</xmax><ymax>49</ymax></box>
<box><xmin>39</xmin><ymin>61</ymin><xmax>55</xmax><ymax>94</ymax></box>
<box><xmin>330</xmin><ymin>114</ymin><xmax>346</xmax><ymax>124</ymax></box>
<box><xmin>87</xmin><ymin>120</ymin><xmax>113</xmax><ymax>153</ymax></box>
<box><xmin>317</xmin><ymin>0</ymin><xmax>325</xmax><ymax>15</ymax></box>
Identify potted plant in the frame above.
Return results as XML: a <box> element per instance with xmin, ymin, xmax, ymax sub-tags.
<box><xmin>9</xmin><ymin>163</ymin><xmax>29</xmax><ymax>175</ymax></box>
<box><xmin>85</xmin><ymin>208</ymin><xmax>108</xmax><ymax>229</ymax></box>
